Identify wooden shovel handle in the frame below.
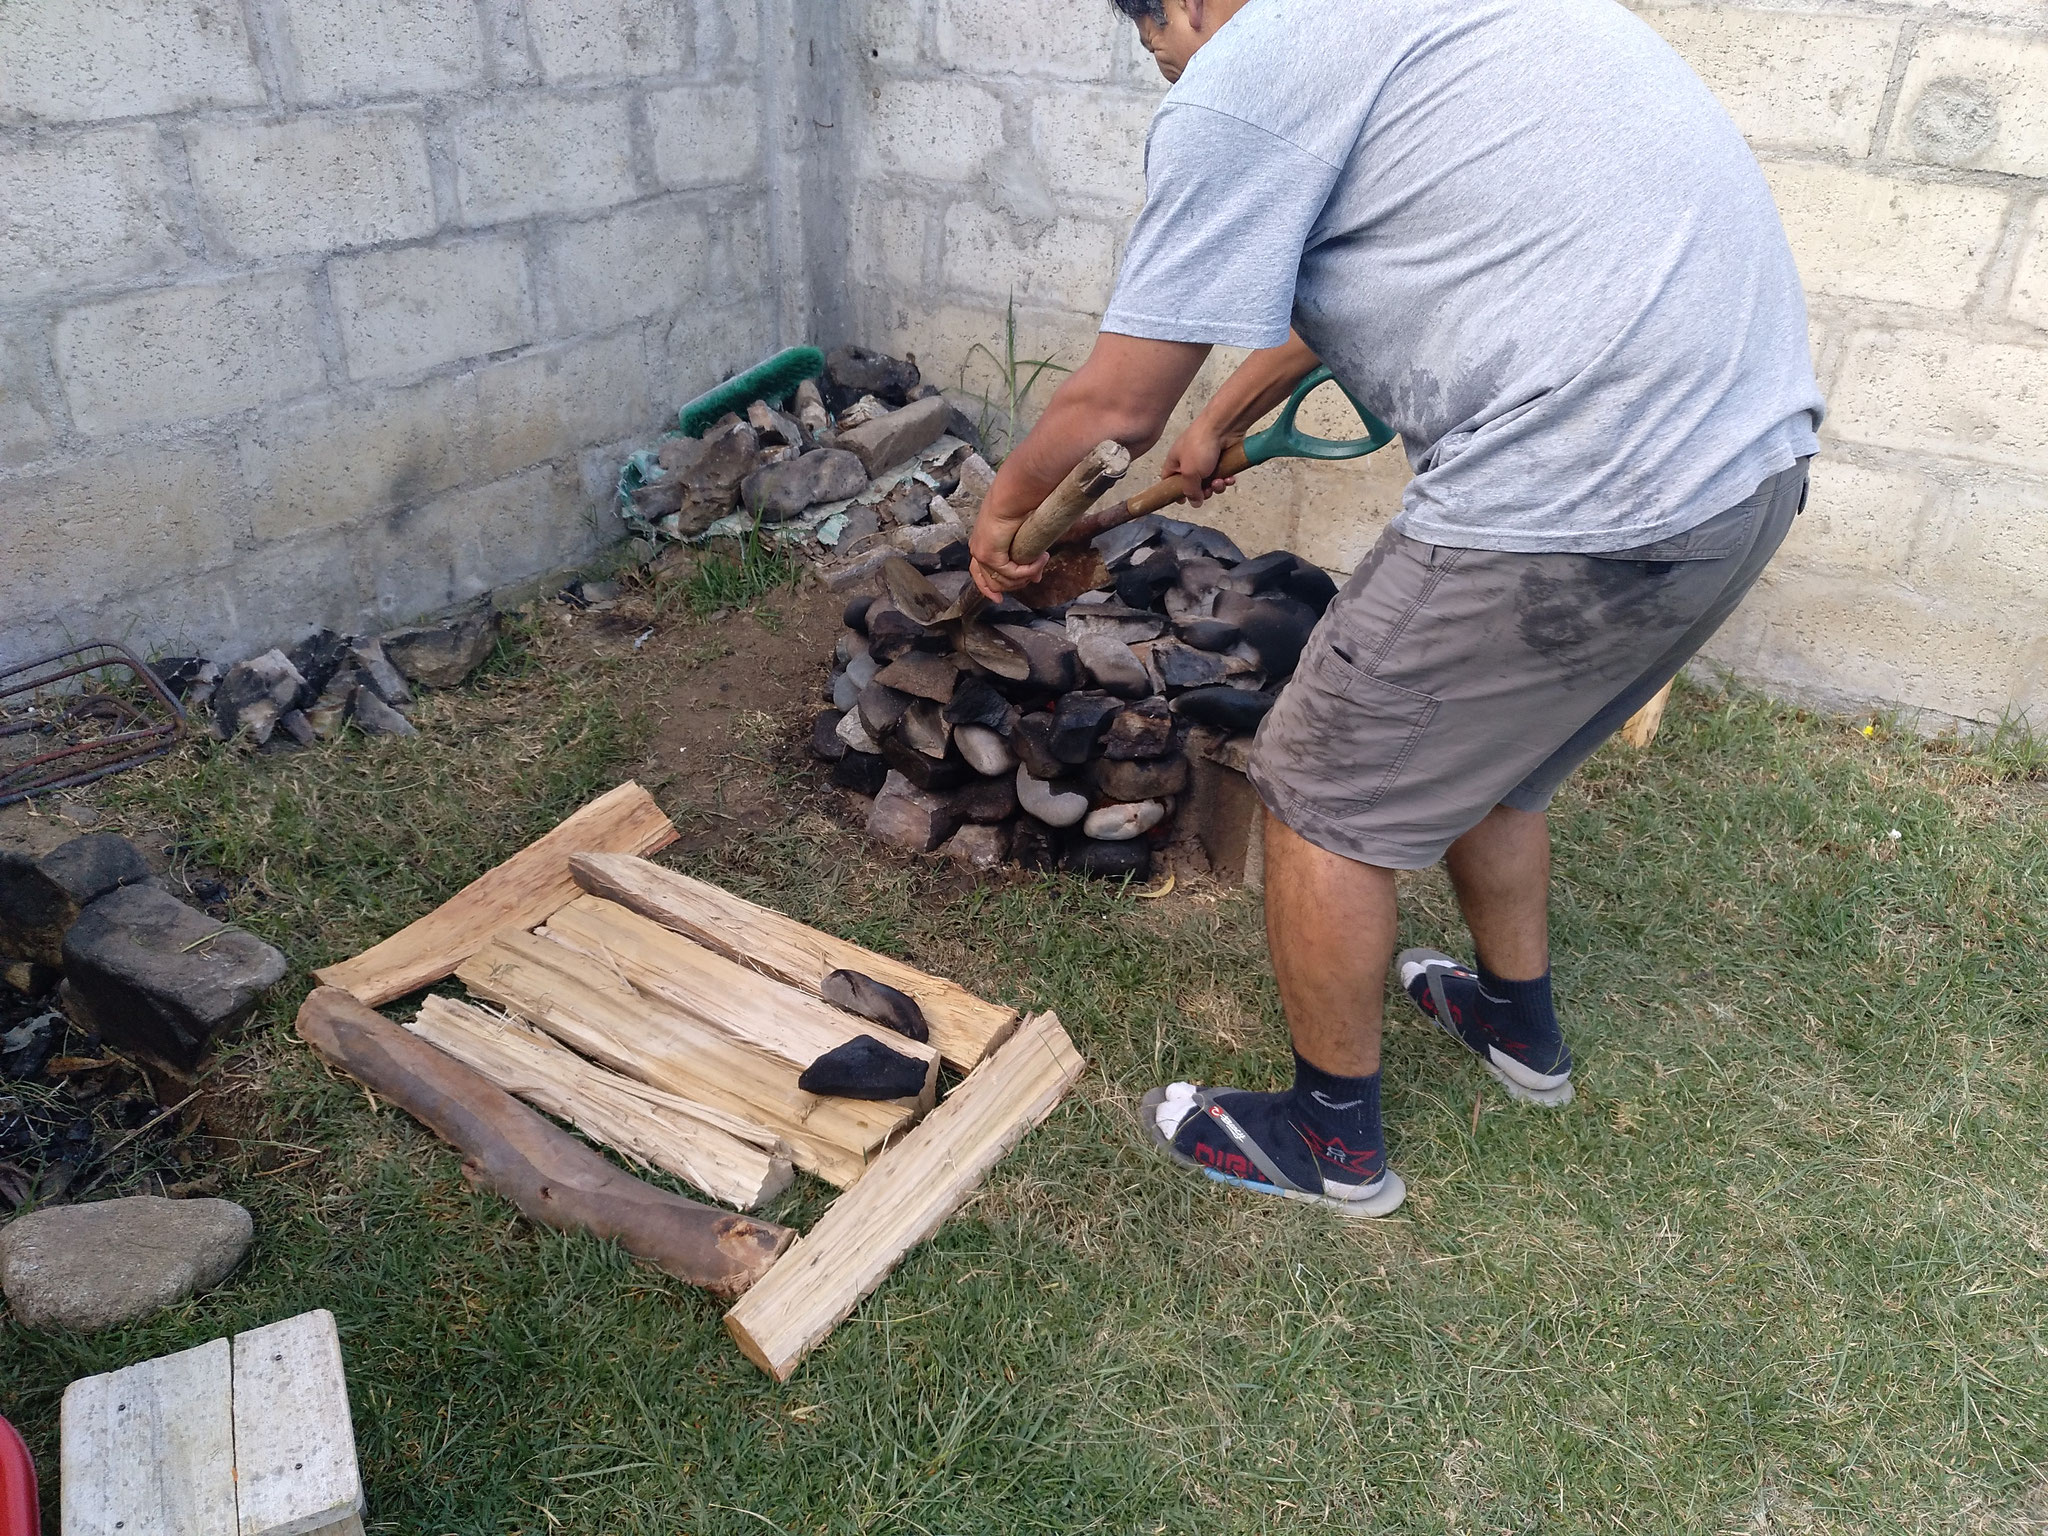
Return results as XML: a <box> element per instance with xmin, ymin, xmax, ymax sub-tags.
<box><xmin>1057</xmin><ymin>439</ymin><xmax>1253</xmax><ymax>549</ymax></box>
<box><xmin>1006</xmin><ymin>440</ymin><xmax>1132</xmax><ymax>565</ymax></box>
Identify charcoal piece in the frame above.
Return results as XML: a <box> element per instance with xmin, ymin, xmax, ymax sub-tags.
<box><xmin>1011</xmin><ymin>713</ymin><xmax>1065</xmax><ymax>780</ymax></box>
<box><xmin>1050</xmin><ymin>691</ymin><xmax>1123</xmax><ymax>764</ymax></box>
<box><xmin>811</xmin><ymin>710</ymin><xmax>849</xmax><ymax>761</ymax></box>
<box><xmin>1010</xmin><ymin>820</ymin><xmax>1063</xmax><ymax>871</ymax></box>
<box><xmin>821</xmin><ymin>969</ymin><xmax>930</xmax><ymax>1043</ymax></box>
<box><xmin>1102</xmin><ymin>697</ymin><xmax>1175</xmax><ymax>760</ymax></box>
<box><xmin>1283</xmin><ymin>562</ymin><xmax>1340</xmax><ymax>614</ymax></box>
<box><xmin>856</xmin><ymin>680</ymin><xmax>914</xmax><ymax>741</ymax></box>
<box><xmin>1154</xmin><ymin>640</ymin><xmax>1230</xmax><ymax>693</ymax></box>
<box><xmin>991</xmin><ymin>625</ymin><xmax>1080</xmax><ymax>694</ymax></box>
<box><xmin>1091</xmin><ymin>752</ymin><xmax>1190</xmax><ymax>802</ymax></box>
<box><xmin>866</xmin><ymin>602</ymin><xmax>942</xmax><ymax>663</ymax></box>
<box><xmin>284</xmin><ymin>628</ymin><xmax>349</xmax><ymax>705</ymax></box>
<box><xmin>1236</xmin><ymin>596</ymin><xmax>1318</xmax><ymax>678</ymax></box>
<box><xmin>1171</xmin><ymin>686</ymin><xmax>1277</xmax><ymax>732</ymax></box>
<box><xmin>940</xmin><ymin>773</ymin><xmax>1019</xmax><ymax>824</ymax></box>
<box><xmin>1179</xmin><ymin>618</ymin><xmax>1242</xmax><ymax>653</ymax></box>
<box><xmin>843</xmin><ymin>595</ymin><xmax>876</xmax><ymax>633</ymax></box>
<box><xmin>943</xmin><ymin>675</ymin><xmax>1014</xmax><ymax>733</ymax></box>
<box><xmin>1061</xmin><ymin>838</ymin><xmax>1154</xmax><ymax>881</ymax></box>
<box><xmin>797</xmin><ymin>1035</ymin><xmax>928</xmax><ymax>1100</ymax></box>
<box><xmin>1092</xmin><ymin>514</ymin><xmax>1168</xmax><ymax>568</ymax></box>
<box><xmin>879</xmin><ymin>733</ymin><xmax>972</xmax><ymax>792</ymax></box>
<box><xmin>875</xmin><ymin>651</ymin><xmax>960</xmax><ymax>703</ymax></box>
<box><xmin>831</xmin><ymin>751</ymin><xmax>889</xmax><ymax>795</ymax></box>
<box><xmin>1227</xmin><ymin>550</ymin><xmax>1300</xmax><ymax>594</ymax></box>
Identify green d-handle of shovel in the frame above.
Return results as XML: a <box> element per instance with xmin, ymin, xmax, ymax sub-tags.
<box><xmin>1240</xmin><ymin>365</ymin><xmax>1395</xmax><ymax>467</ymax></box>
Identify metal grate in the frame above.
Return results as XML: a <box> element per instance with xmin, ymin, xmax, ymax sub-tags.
<box><xmin>0</xmin><ymin>642</ymin><xmax>186</xmax><ymax>807</ymax></box>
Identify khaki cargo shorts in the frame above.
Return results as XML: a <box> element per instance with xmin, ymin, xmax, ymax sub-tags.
<box><xmin>1248</xmin><ymin>460</ymin><xmax>1809</xmax><ymax>870</ymax></box>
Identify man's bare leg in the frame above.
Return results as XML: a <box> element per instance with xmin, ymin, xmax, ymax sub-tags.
<box><xmin>1262</xmin><ymin>810</ymin><xmax>1398</xmax><ymax>1076</ymax></box>
<box><xmin>1443</xmin><ymin>805</ymin><xmax>1551</xmax><ymax>980</ymax></box>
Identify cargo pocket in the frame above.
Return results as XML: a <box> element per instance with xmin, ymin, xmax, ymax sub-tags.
<box><xmin>1279</xmin><ymin>637</ymin><xmax>1441</xmax><ymax>817</ymax></box>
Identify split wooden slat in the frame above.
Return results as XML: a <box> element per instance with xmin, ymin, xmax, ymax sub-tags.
<box><xmin>543</xmin><ymin>893</ymin><xmax>940</xmax><ymax>1107</ymax></box>
<box><xmin>231</xmin><ymin>1311</ymin><xmax>365</xmax><ymax>1536</ymax></box>
<box><xmin>725</xmin><ymin>1010</ymin><xmax>1084</xmax><ymax>1381</ymax></box>
<box><xmin>408</xmin><ymin>994</ymin><xmax>795</xmax><ymax>1210</ymax></box>
<box><xmin>315</xmin><ymin>782</ymin><xmax>677</xmax><ymax>1006</ymax></box>
<box><xmin>1619</xmin><ymin>680</ymin><xmax>1674</xmax><ymax>748</ymax></box>
<box><xmin>456</xmin><ymin>928</ymin><xmax>918</xmax><ymax>1187</ymax></box>
<box><xmin>61</xmin><ymin>1338</ymin><xmax>237</xmax><ymax>1536</ymax></box>
<box><xmin>571</xmin><ymin>852</ymin><xmax>1019</xmax><ymax>1071</ymax></box>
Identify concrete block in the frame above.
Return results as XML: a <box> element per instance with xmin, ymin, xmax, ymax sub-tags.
<box><xmin>1917</xmin><ymin>473</ymin><xmax>2048</xmax><ymax>607</ymax></box>
<box><xmin>0</xmin><ymin>324</ymin><xmax>57</xmax><ymax>470</ymax></box>
<box><xmin>1289</xmin><ymin>450</ymin><xmax>1413</xmax><ymax>576</ymax></box>
<box><xmin>525</xmin><ymin>0</ymin><xmax>685</xmax><ymax>83</ymax></box>
<box><xmin>656</xmin><ymin>295</ymin><xmax>778</xmax><ymax>407</ymax></box>
<box><xmin>546</xmin><ymin>200</ymin><xmax>712</xmax><ymax>334</ymax></box>
<box><xmin>54</xmin><ymin>275</ymin><xmax>325</xmax><ymax>435</ymax></box>
<box><xmin>1762</xmin><ymin>161</ymin><xmax>2008</xmax><ymax>311</ymax></box>
<box><xmin>942</xmin><ymin>203</ymin><xmax>1118</xmax><ymax>310</ymax></box>
<box><xmin>1830</xmin><ymin>330</ymin><xmax>2048</xmax><ymax>473</ymax></box>
<box><xmin>860</xmin><ymin>78</ymin><xmax>1006</xmax><ymax>181</ymax></box>
<box><xmin>698</xmin><ymin>0</ymin><xmax>759</xmax><ymax>66</ymax></box>
<box><xmin>238</xmin><ymin>374</ymin><xmax>483</xmax><ymax>541</ymax></box>
<box><xmin>1636</xmin><ymin>7</ymin><xmax>1898</xmax><ymax>155</ymax></box>
<box><xmin>0</xmin><ymin>127</ymin><xmax>184</xmax><ymax>300</ymax></box>
<box><xmin>2008</xmin><ymin>200</ymin><xmax>2048</xmax><ymax>332</ymax></box>
<box><xmin>936</xmin><ymin>0</ymin><xmax>1118</xmax><ymax>80</ymax></box>
<box><xmin>1888</xmin><ymin>29</ymin><xmax>2048</xmax><ymax>177</ymax></box>
<box><xmin>330</xmin><ymin>234</ymin><xmax>537</xmax><ymax>382</ymax></box>
<box><xmin>451</xmin><ymin>92</ymin><xmax>639</xmax><ymax>225</ymax></box>
<box><xmin>167</xmin><ymin>521</ymin><xmax>372</xmax><ymax>663</ymax></box>
<box><xmin>4</xmin><ymin>443</ymin><xmax>247</xmax><ymax>617</ymax></box>
<box><xmin>850</xmin><ymin>0</ymin><xmax>922</xmax><ymax>66</ymax></box>
<box><xmin>278</xmin><ymin>0</ymin><xmax>485</xmax><ymax>104</ymax></box>
<box><xmin>649</xmin><ymin>85</ymin><xmax>761</xmax><ymax>187</ymax></box>
<box><xmin>476</xmin><ymin>331</ymin><xmax>655</xmax><ymax>481</ymax></box>
<box><xmin>1774</xmin><ymin>456</ymin><xmax>1930</xmax><ymax>576</ymax></box>
<box><xmin>1030</xmin><ymin>90</ymin><xmax>1158</xmax><ymax>207</ymax></box>
<box><xmin>716</xmin><ymin>197</ymin><xmax>772</xmax><ymax>298</ymax></box>
<box><xmin>853</xmin><ymin>192</ymin><xmax>930</xmax><ymax>291</ymax></box>
<box><xmin>0</xmin><ymin>0</ymin><xmax>265</xmax><ymax>123</ymax></box>
<box><xmin>186</xmin><ymin>111</ymin><xmax>437</xmax><ymax>261</ymax></box>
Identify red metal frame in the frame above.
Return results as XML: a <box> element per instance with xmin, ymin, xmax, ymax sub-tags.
<box><xmin>0</xmin><ymin>641</ymin><xmax>186</xmax><ymax>807</ymax></box>
<box><xmin>0</xmin><ymin>1415</ymin><xmax>38</xmax><ymax>1536</ymax></box>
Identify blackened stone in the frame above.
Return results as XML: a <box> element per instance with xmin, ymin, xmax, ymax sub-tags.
<box><xmin>879</xmin><ymin>733</ymin><xmax>972</xmax><ymax>792</ymax></box>
<box><xmin>831</xmin><ymin>751</ymin><xmax>889</xmax><ymax>795</ymax></box>
<box><xmin>1114</xmin><ymin>554</ymin><xmax>1180</xmax><ymax>611</ymax></box>
<box><xmin>1102</xmin><ymin>698</ymin><xmax>1175</xmax><ymax>760</ymax></box>
<box><xmin>1228</xmin><ymin>549</ymin><xmax>1299</xmax><ymax>593</ymax></box>
<box><xmin>284</xmin><ymin>629</ymin><xmax>349</xmax><ymax>704</ymax></box>
<box><xmin>1010</xmin><ymin>820</ymin><xmax>1063</xmax><ymax>871</ymax></box>
<box><xmin>1284</xmin><ymin>562</ymin><xmax>1340</xmax><ymax>615</ymax></box>
<box><xmin>866</xmin><ymin>602</ymin><xmax>942</xmax><ymax>664</ymax></box>
<box><xmin>1176</xmin><ymin>556</ymin><xmax>1230</xmax><ymax>598</ymax></box>
<box><xmin>1236</xmin><ymin>596</ymin><xmax>1318</xmax><ymax>678</ymax></box>
<box><xmin>798</xmin><ymin>1035</ymin><xmax>928</xmax><ymax>1100</ymax></box>
<box><xmin>856</xmin><ymin>680</ymin><xmax>914</xmax><ymax>741</ymax></box>
<box><xmin>740</xmin><ymin>448</ymin><xmax>870</xmax><ymax>522</ymax></box>
<box><xmin>61</xmin><ymin>884</ymin><xmax>286</xmax><ymax>1069</ymax></box>
<box><xmin>1090</xmin><ymin>752</ymin><xmax>1190</xmax><ymax>802</ymax></box>
<box><xmin>1172</xmin><ymin>687</ymin><xmax>1277</xmax><ymax>732</ymax></box>
<box><xmin>1154</xmin><ymin>640</ymin><xmax>1230</xmax><ymax>692</ymax></box>
<box><xmin>0</xmin><ymin>835</ymin><xmax>153</xmax><ymax>968</ymax></box>
<box><xmin>943</xmin><ymin>675</ymin><xmax>1013</xmax><ymax>733</ymax></box>
<box><xmin>821</xmin><ymin>969</ymin><xmax>929</xmax><ymax>1043</ymax></box>
<box><xmin>939</xmin><ymin>774</ymin><xmax>1018</xmax><ymax>824</ymax></box>
<box><xmin>1169</xmin><ymin>525</ymin><xmax>1245</xmax><ymax>564</ymax></box>
<box><xmin>825</xmin><ymin>345</ymin><xmax>920</xmax><ymax>409</ymax></box>
<box><xmin>843</xmin><ymin>595</ymin><xmax>876</xmax><ymax>633</ymax></box>
<box><xmin>991</xmin><ymin>625</ymin><xmax>1080</xmax><ymax>694</ymax></box>
<box><xmin>812</xmin><ymin>710</ymin><xmax>849</xmax><ymax>761</ymax></box>
<box><xmin>984</xmin><ymin>594</ymin><xmax>1034</xmax><ymax>625</ymax></box>
<box><xmin>382</xmin><ymin>603</ymin><xmax>500</xmax><ymax>689</ymax></box>
<box><xmin>874</xmin><ymin>651</ymin><xmax>960</xmax><ymax>703</ymax></box>
<box><xmin>149</xmin><ymin>657</ymin><xmax>213</xmax><ymax>699</ymax></box>
<box><xmin>938</xmin><ymin>539</ymin><xmax>972</xmax><ymax>572</ymax></box>
<box><xmin>1179</xmin><ymin>619</ymin><xmax>1242</xmax><ymax>653</ymax></box>
<box><xmin>897</xmin><ymin>698</ymin><xmax>951</xmax><ymax>758</ymax></box>
<box><xmin>1051</xmin><ymin>691</ymin><xmax>1123</xmax><ymax>764</ymax></box>
<box><xmin>945</xmin><ymin>407</ymin><xmax>985</xmax><ymax>457</ymax></box>
<box><xmin>1092</xmin><ymin>514</ymin><xmax>1168</xmax><ymax>568</ymax></box>
<box><xmin>1061</xmin><ymin>838</ymin><xmax>1153</xmax><ymax>881</ymax></box>
<box><xmin>211</xmin><ymin>649</ymin><xmax>308</xmax><ymax>746</ymax></box>
<box><xmin>1011</xmin><ymin>713</ymin><xmax>1065</xmax><ymax>780</ymax></box>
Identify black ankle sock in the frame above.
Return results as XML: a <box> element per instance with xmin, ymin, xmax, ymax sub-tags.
<box><xmin>1476</xmin><ymin>962</ymin><xmax>1561</xmax><ymax>1056</ymax></box>
<box><xmin>1173</xmin><ymin>1054</ymin><xmax>1386</xmax><ymax>1191</ymax></box>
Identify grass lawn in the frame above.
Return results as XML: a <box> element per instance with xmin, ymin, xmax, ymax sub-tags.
<box><xmin>4</xmin><ymin>586</ymin><xmax>2044</xmax><ymax>1534</ymax></box>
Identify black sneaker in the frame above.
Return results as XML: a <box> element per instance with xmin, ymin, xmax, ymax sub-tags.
<box><xmin>1397</xmin><ymin>948</ymin><xmax>1574</xmax><ymax>1107</ymax></box>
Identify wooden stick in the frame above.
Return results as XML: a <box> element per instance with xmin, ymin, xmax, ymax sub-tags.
<box><xmin>314</xmin><ymin>782</ymin><xmax>677</xmax><ymax>1006</ymax></box>
<box><xmin>724</xmin><ymin>1011</ymin><xmax>1084</xmax><ymax>1380</ymax></box>
<box><xmin>1057</xmin><ymin>440</ymin><xmax>1253</xmax><ymax>549</ymax></box>
<box><xmin>1619</xmin><ymin>681</ymin><xmax>1675</xmax><ymax>749</ymax></box>
<box><xmin>406</xmin><ymin>995</ymin><xmax>795</xmax><ymax>1211</ymax></box>
<box><xmin>295</xmin><ymin>987</ymin><xmax>791</xmax><ymax>1297</ymax></box>
<box><xmin>1009</xmin><ymin>439</ymin><xmax>1133</xmax><ymax>564</ymax></box>
<box><xmin>570</xmin><ymin>853</ymin><xmax>1019</xmax><ymax>1070</ymax></box>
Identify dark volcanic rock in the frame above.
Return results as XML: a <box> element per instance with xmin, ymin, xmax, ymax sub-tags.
<box><xmin>826</xmin><ymin>345</ymin><xmax>921</xmax><ymax>409</ymax></box>
<box><xmin>874</xmin><ymin>651</ymin><xmax>960</xmax><ymax>703</ymax></box>
<box><xmin>991</xmin><ymin>625</ymin><xmax>1080</xmax><ymax>695</ymax></box>
<box><xmin>878</xmin><ymin>733</ymin><xmax>972</xmax><ymax>792</ymax></box>
<box><xmin>740</xmin><ymin>448</ymin><xmax>869</xmax><ymax>522</ymax></box>
<box><xmin>1090</xmin><ymin>751</ymin><xmax>1190</xmax><ymax>803</ymax></box>
<box><xmin>1179</xmin><ymin>618</ymin><xmax>1242</xmax><ymax>653</ymax></box>
<box><xmin>1011</xmin><ymin>713</ymin><xmax>1065</xmax><ymax>780</ymax></box>
<box><xmin>1227</xmin><ymin>549</ymin><xmax>1299</xmax><ymax>594</ymax></box>
<box><xmin>843</xmin><ymin>595</ymin><xmax>876</xmax><ymax>633</ymax></box>
<box><xmin>1062</xmin><ymin>838</ymin><xmax>1153</xmax><ymax>881</ymax></box>
<box><xmin>1284</xmin><ymin>562</ymin><xmax>1340</xmax><ymax>614</ymax></box>
<box><xmin>0</xmin><ymin>834</ymin><xmax>152</xmax><ymax>968</ymax></box>
<box><xmin>811</xmin><ymin>710</ymin><xmax>849</xmax><ymax>761</ymax></box>
<box><xmin>284</xmin><ymin>629</ymin><xmax>349</xmax><ymax>704</ymax></box>
<box><xmin>866</xmin><ymin>602</ymin><xmax>943</xmax><ymax>664</ymax></box>
<box><xmin>1153</xmin><ymin>640</ymin><xmax>1229</xmax><ymax>693</ymax></box>
<box><xmin>61</xmin><ymin>884</ymin><xmax>286</xmax><ymax>1069</ymax></box>
<box><xmin>822</xmin><ymin>969</ymin><xmax>930</xmax><ymax>1042</ymax></box>
<box><xmin>1171</xmin><ymin>687</ymin><xmax>1277</xmax><ymax>732</ymax></box>
<box><xmin>939</xmin><ymin>773</ymin><xmax>1018</xmax><ymax>824</ymax></box>
<box><xmin>797</xmin><ymin>1034</ymin><xmax>928</xmax><ymax>1100</ymax></box>
<box><xmin>1235</xmin><ymin>596</ymin><xmax>1318</xmax><ymax>678</ymax></box>
<box><xmin>1102</xmin><ymin>697</ymin><xmax>1175</xmax><ymax>760</ymax></box>
<box><xmin>1010</xmin><ymin>820</ymin><xmax>1062</xmax><ymax>870</ymax></box>
<box><xmin>831</xmin><ymin>750</ymin><xmax>889</xmax><ymax>795</ymax></box>
<box><xmin>1050</xmin><ymin>691</ymin><xmax>1122</xmax><ymax>764</ymax></box>
<box><xmin>943</xmin><ymin>675</ymin><xmax>1014</xmax><ymax>733</ymax></box>
<box><xmin>382</xmin><ymin>603</ymin><xmax>500</xmax><ymax>688</ymax></box>
<box><xmin>857</xmin><ymin>680</ymin><xmax>915</xmax><ymax>741</ymax></box>
<box><xmin>1115</xmin><ymin>556</ymin><xmax>1180</xmax><ymax>610</ymax></box>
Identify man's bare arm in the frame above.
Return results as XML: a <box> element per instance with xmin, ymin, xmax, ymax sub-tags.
<box><xmin>968</xmin><ymin>332</ymin><xmax>1210</xmax><ymax>598</ymax></box>
<box><xmin>1161</xmin><ymin>332</ymin><xmax>1321</xmax><ymax>506</ymax></box>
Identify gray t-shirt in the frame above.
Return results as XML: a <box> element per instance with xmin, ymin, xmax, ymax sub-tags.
<box><xmin>1100</xmin><ymin>0</ymin><xmax>1825</xmax><ymax>554</ymax></box>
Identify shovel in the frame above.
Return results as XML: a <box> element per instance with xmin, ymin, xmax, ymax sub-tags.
<box><xmin>884</xmin><ymin>439</ymin><xmax>1131</xmax><ymax>679</ymax></box>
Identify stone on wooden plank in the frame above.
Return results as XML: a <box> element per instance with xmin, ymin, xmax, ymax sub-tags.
<box><xmin>1082</xmin><ymin>799</ymin><xmax>1166</xmax><ymax>841</ymax></box>
<box><xmin>0</xmin><ymin>833</ymin><xmax>152</xmax><ymax>967</ymax></box>
<box><xmin>1</xmin><ymin>1195</ymin><xmax>252</xmax><ymax>1331</ymax></box>
<box><xmin>821</xmin><ymin>969</ymin><xmax>929</xmax><ymax>1042</ymax></box>
<box><xmin>740</xmin><ymin>448</ymin><xmax>869</xmax><ymax>523</ymax></box>
<box><xmin>381</xmin><ymin>602</ymin><xmax>500</xmax><ymax>689</ymax></box>
<box><xmin>1015</xmin><ymin>766</ymin><xmax>1089</xmax><ymax>828</ymax></box>
<box><xmin>798</xmin><ymin>1034</ymin><xmax>928</xmax><ymax>1099</ymax></box>
<box><xmin>866</xmin><ymin>771</ymin><xmax>961</xmax><ymax>853</ymax></box>
<box><xmin>1091</xmin><ymin>752</ymin><xmax>1189</xmax><ymax>803</ymax></box>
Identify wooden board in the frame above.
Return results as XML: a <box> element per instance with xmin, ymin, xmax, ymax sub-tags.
<box><xmin>297</xmin><ymin>987</ymin><xmax>791</xmax><ymax>1296</ymax></box>
<box><xmin>456</xmin><ymin>929</ymin><xmax>917</xmax><ymax>1187</ymax></box>
<box><xmin>61</xmin><ymin>1337</ymin><xmax>237</xmax><ymax>1536</ymax></box>
<box><xmin>571</xmin><ymin>853</ymin><xmax>1018</xmax><ymax>1071</ymax></box>
<box><xmin>232</xmin><ymin>1310</ymin><xmax>365</xmax><ymax>1536</ymax></box>
<box><xmin>408</xmin><ymin>995</ymin><xmax>795</xmax><ymax>1211</ymax></box>
<box><xmin>725</xmin><ymin>1011</ymin><xmax>1084</xmax><ymax>1381</ymax></box>
<box><xmin>315</xmin><ymin>782</ymin><xmax>677</xmax><ymax>1006</ymax></box>
<box><xmin>543</xmin><ymin>894</ymin><xmax>940</xmax><ymax>1108</ymax></box>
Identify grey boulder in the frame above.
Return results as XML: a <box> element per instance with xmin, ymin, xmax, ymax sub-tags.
<box><xmin>0</xmin><ymin>833</ymin><xmax>152</xmax><ymax>968</ymax></box>
<box><xmin>382</xmin><ymin>603</ymin><xmax>500</xmax><ymax>689</ymax></box>
<box><xmin>0</xmin><ymin>1195</ymin><xmax>253</xmax><ymax>1331</ymax></box>
<box><xmin>740</xmin><ymin>448</ymin><xmax>870</xmax><ymax>522</ymax></box>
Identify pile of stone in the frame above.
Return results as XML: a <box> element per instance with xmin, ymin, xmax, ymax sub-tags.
<box><xmin>810</xmin><ymin>512</ymin><xmax>1338</xmax><ymax>881</ymax></box>
<box><xmin>151</xmin><ymin>598</ymin><xmax>499</xmax><ymax>750</ymax></box>
<box><xmin>622</xmin><ymin>346</ymin><xmax>996</xmax><ymax>557</ymax></box>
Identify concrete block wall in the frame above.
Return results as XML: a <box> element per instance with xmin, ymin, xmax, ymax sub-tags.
<box><xmin>844</xmin><ymin>0</ymin><xmax>2048</xmax><ymax>728</ymax></box>
<box><xmin>1</xmin><ymin>0</ymin><xmax>788</xmax><ymax>672</ymax></box>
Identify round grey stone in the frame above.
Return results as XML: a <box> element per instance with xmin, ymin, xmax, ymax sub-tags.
<box><xmin>0</xmin><ymin>1195</ymin><xmax>253</xmax><ymax>1331</ymax></box>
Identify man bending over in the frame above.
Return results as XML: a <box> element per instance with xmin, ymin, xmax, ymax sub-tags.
<box><xmin>968</xmin><ymin>0</ymin><xmax>1823</xmax><ymax>1216</ymax></box>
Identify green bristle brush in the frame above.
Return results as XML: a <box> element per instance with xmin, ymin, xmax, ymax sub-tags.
<box><xmin>674</xmin><ymin>346</ymin><xmax>826</xmax><ymax>438</ymax></box>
